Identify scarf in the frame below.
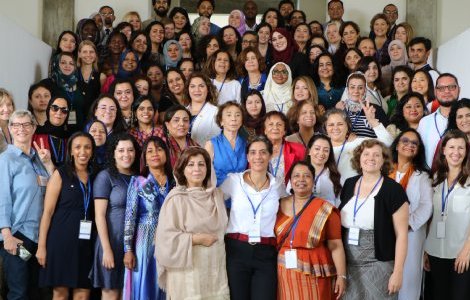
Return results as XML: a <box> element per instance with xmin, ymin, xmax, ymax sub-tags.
<box><xmin>271</xmin><ymin>28</ymin><xmax>297</xmax><ymax>64</ymax></box>
<box><xmin>35</xmin><ymin>97</ymin><xmax>70</xmax><ymax>139</ymax></box>
<box><xmin>116</xmin><ymin>49</ymin><xmax>140</xmax><ymax>79</ymax></box>
<box><xmin>389</xmin><ymin>163</ymin><xmax>415</xmax><ymax>191</ymax></box>
<box><xmin>229</xmin><ymin>10</ymin><xmax>246</xmax><ymax>36</ymax></box>
<box><xmin>50</xmin><ymin>53</ymin><xmax>78</xmax><ymax>93</ymax></box>
<box><xmin>263</xmin><ymin>62</ymin><xmax>293</xmax><ymax>113</ymax></box>
<box><xmin>388</xmin><ymin>39</ymin><xmax>408</xmax><ymax>69</ymax></box>
<box><xmin>75</xmin><ymin>18</ymin><xmax>101</xmax><ymax>45</ymax></box>
<box><xmin>163</xmin><ymin>40</ymin><xmax>183</xmax><ymax>68</ymax></box>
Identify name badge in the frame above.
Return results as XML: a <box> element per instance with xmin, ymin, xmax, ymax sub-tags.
<box><xmin>248</xmin><ymin>218</ymin><xmax>261</xmax><ymax>243</ymax></box>
<box><xmin>79</xmin><ymin>220</ymin><xmax>92</xmax><ymax>240</ymax></box>
<box><xmin>68</xmin><ymin>111</ymin><xmax>77</xmax><ymax>125</ymax></box>
<box><xmin>285</xmin><ymin>249</ymin><xmax>298</xmax><ymax>269</ymax></box>
<box><xmin>348</xmin><ymin>227</ymin><xmax>360</xmax><ymax>245</ymax></box>
<box><xmin>37</xmin><ymin>175</ymin><xmax>48</xmax><ymax>187</ymax></box>
<box><xmin>436</xmin><ymin>221</ymin><xmax>446</xmax><ymax>239</ymax></box>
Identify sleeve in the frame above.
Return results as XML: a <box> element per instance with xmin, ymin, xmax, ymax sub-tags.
<box><xmin>0</xmin><ymin>155</ymin><xmax>13</xmax><ymax>229</ymax></box>
<box><xmin>338</xmin><ymin>178</ymin><xmax>354</xmax><ymax>210</ymax></box>
<box><xmin>93</xmin><ymin>170</ymin><xmax>112</xmax><ymax>200</ymax></box>
<box><xmin>373</xmin><ymin>123</ymin><xmax>394</xmax><ymax>146</ymax></box>
<box><xmin>324</xmin><ymin>208</ymin><xmax>342</xmax><ymax>240</ymax></box>
<box><xmin>123</xmin><ymin>176</ymin><xmax>140</xmax><ymax>252</ymax></box>
<box><xmin>219</xmin><ymin>174</ymin><xmax>234</xmax><ymax>201</ymax></box>
<box><xmin>234</xmin><ymin>81</ymin><xmax>242</xmax><ymax>103</ymax></box>
<box><xmin>409</xmin><ymin>173</ymin><xmax>433</xmax><ymax>231</ymax></box>
<box><xmin>385</xmin><ymin>180</ymin><xmax>409</xmax><ymax>215</ymax></box>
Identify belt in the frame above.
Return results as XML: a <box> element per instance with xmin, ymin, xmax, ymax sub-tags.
<box><xmin>226</xmin><ymin>233</ymin><xmax>277</xmax><ymax>246</ymax></box>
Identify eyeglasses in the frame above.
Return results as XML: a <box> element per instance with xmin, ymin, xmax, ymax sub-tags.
<box><xmin>436</xmin><ymin>84</ymin><xmax>458</xmax><ymax>92</ymax></box>
<box><xmin>50</xmin><ymin>104</ymin><xmax>69</xmax><ymax>114</ymax></box>
<box><xmin>272</xmin><ymin>70</ymin><xmax>289</xmax><ymax>76</ymax></box>
<box><xmin>10</xmin><ymin>122</ymin><xmax>33</xmax><ymax>130</ymax></box>
<box><xmin>100</xmin><ymin>12</ymin><xmax>114</xmax><ymax>17</ymax></box>
<box><xmin>399</xmin><ymin>137</ymin><xmax>419</xmax><ymax>147</ymax></box>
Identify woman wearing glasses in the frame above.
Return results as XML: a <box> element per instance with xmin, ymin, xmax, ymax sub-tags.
<box><xmin>87</xmin><ymin>94</ymin><xmax>127</xmax><ymax>137</ymax></box>
<box><xmin>263</xmin><ymin>62</ymin><xmax>293</xmax><ymax>115</ymax></box>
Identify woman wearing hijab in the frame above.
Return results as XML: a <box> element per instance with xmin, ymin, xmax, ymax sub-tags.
<box><xmin>101</xmin><ymin>49</ymin><xmax>140</xmax><ymax>93</ymax></box>
<box><xmin>162</xmin><ymin>40</ymin><xmax>183</xmax><ymax>71</ymax></box>
<box><xmin>271</xmin><ymin>28</ymin><xmax>309</xmax><ymax>78</ymax></box>
<box><xmin>381</xmin><ymin>39</ymin><xmax>409</xmax><ymax>95</ymax></box>
<box><xmin>75</xmin><ymin>18</ymin><xmax>101</xmax><ymax>47</ymax></box>
<box><xmin>191</xmin><ymin>16</ymin><xmax>211</xmax><ymax>45</ymax></box>
<box><xmin>263</xmin><ymin>62</ymin><xmax>293</xmax><ymax>115</ymax></box>
<box><xmin>228</xmin><ymin>10</ymin><xmax>247</xmax><ymax>37</ymax></box>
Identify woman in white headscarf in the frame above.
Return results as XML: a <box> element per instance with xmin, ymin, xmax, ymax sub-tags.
<box><xmin>263</xmin><ymin>62</ymin><xmax>293</xmax><ymax>115</ymax></box>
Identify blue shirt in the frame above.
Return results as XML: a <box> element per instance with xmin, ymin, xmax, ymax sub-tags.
<box><xmin>0</xmin><ymin>145</ymin><xmax>49</xmax><ymax>242</ymax></box>
<box><xmin>210</xmin><ymin>23</ymin><xmax>221</xmax><ymax>35</ymax></box>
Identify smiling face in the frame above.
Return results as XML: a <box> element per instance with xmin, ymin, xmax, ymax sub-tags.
<box><xmin>188</xmin><ymin>77</ymin><xmax>208</xmax><ymax>104</ymax></box>
<box><xmin>114</xmin><ymin>82</ymin><xmax>134</xmax><ymax>111</ymax></box>
<box><xmin>109</xmin><ymin>34</ymin><xmax>126</xmax><ymax>54</ymax></box>
<box><xmin>167</xmin><ymin>71</ymin><xmax>184</xmax><ymax>95</ymax></box>
<box><xmin>318</xmin><ymin>55</ymin><xmax>334</xmax><ymax>80</ymax></box>
<box><xmin>128</xmin><ymin>15</ymin><xmax>141</xmax><ymax>31</ymax></box>
<box><xmin>365</xmin><ymin>61</ymin><xmax>379</xmax><ymax>84</ymax></box>
<box><xmin>114</xmin><ymin>140</ymin><xmax>136</xmax><ymax>172</ymax></box>
<box><xmin>70</xmin><ymin>136</ymin><xmax>93</xmax><ymax>168</ymax></box>
<box><xmin>59</xmin><ymin>55</ymin><xmax>75</xmax><ymax>76</ymax></box>
<box><xmin>396</xmin><ymin>131</ymin><xmax>419</xmax><ymax>161</ymax></box>
<box><xmin>88</xmin><ymin>121</ymin><xmax>106</xmax><ymax>146</ymax></box>
<box><xmin>393</xmin><ymin>71</ymin><xmax>410</xmax><ymax>95</ymax></box>
<box><xmin>173</xmin><ymin>12</ymin><xmax>187</xmax><ymax>31</ymax></box>
<box><xmin>358</xmin><ymin>39</ymin><xmax>376</xmax><ymax>57</ymax></box>
<box><xmin>198</xmin><ymin>18</ymin><xmax>211</xmax><ymax>36</ymax></box>
<box><xmin>179</xmin><ymin>60</ymin><xmax>194</xmax><ymax>79</ymax></box>
<box><xmin>214</xmin><ymin>52</ymin><xmax>230</xmax><ymax>76</ymax></box>
<box><xmin>271</xmin><ymin>64</ymin><xmax>289</xmax><ymax>85</ymax></box>
<box><xmin>59</xmin><ymin>33</ymin><xmax>76</xmax><ymax>53</ymax></box>
<box><xmin>325</xmin><ymin>113</ymin><xmax>348</xmax><ymax>143</ymax></box>
<box><xmin>394</xmin><ymin>27</ymin><xmax>408</xmax><ymax>44</ymax></box>
<box><xmin>309</xmin><ymin>138</ymin><xmax>330</xmax><ymax>167</ymax></box>
<box><xmin>373</xmin><ymin>18</ymin><xmax>389</xmax><ymax>38</ymax></box>
<box><xmin>456</xmin><ymin>107</ymin><xmax>470</xmax><ymax>135</ymax></box>
<box><xmin>402</xmin><ymin>97</ymin><xmax>424</xmax><ymax>125</ymax></box>
<box><xmin>164</xmin><ymin>23</ymin><xmax>175</xmax><ymax>40</ymax></box>
<box><xmin>48</xmin><ymin>98</ymin><xmax>68</xmax><ymax>126</ymax></box>
<box><xmin>167</xmin><ymin>43</ymin><xmax>180</xmax><ymax>61</ymax></box>
<box><xmin>184</xmin><ymin>154</ymin><xmax>207</xmax><ymax>188</ymax></box>
<box><xmin>145</xmin><ymin>141</ymin><xmax>167</xmax><ymax>170</ymax></box>
<box><xmin>294</xmin><ymin>24</ymin><xmax>310</xmax><ymax>43</ymax></box>
<box><xmin>443</xmin><ymin>138</ymin><xmax>467</xmax><ymax>169</ymax></box>
<box><xmin>258</xmin><ymin>26</ymin><xmax>271</xmax><ymax>44</ymax></box>
<box><xmin>0</xmin><ymin>96</ymin><xmax>14</xmax><ymax>122</ymax></box>
<box><xmin>78</xmin><ymin>44</ymin><xmax>97</xmax><ymax>66</ymax></box>
<box><xmin>264</xmin><ymin>114</ymin><xmax>286</xmax><ymax>143</ymax></box>
<box><xmin>81</xmin><ymin>23</ymin><xmax>98</xmax><ymax>42</ymax></box>
<box><xmin>294</xmin><ymin>80</ymin><xmax>310</xmax><ymax>102</ymax></box>
<box><xmin>245</xmin><ymin>94</ymin><xmax>262</xmax><ymax>118</ymax></box>
<box><xmin>229</xmin><ymin>11</ymin><xmax>242</xmax><ymax>28</ymax></box>
<box><xmin>411</xmin><ymin>72</ymin><xmax>429</xmax><ymax>97</ymax></box>
<box><xmin>309</xmin><ymin>47</ymin><xmax>323</xmax><ymax>64</ymax></box>
<box><xmin>149</xmin><ymin>24</ymin><xmax>165</xmax><ymax>44</ymax></box>
<box><xmin>360</xmin><ymin>144</ymin><xmax>384</xmax><ymax>174</ymax></box>
<box><xmin>297</xmin><ymin>102</ymin><xmax>316</xmax><ymax>129</ymax></box>
<box><xmin>9</xmin><ymin>115</ymin><xmax>35</xmax><ymax>145</ymax></box>
<box><xmin>136</xmin><ymin>99</ymin><xmax>154</xmax><ymax>125</ymax></box>
<box><xmin>94</xmin><ymin>97</ymin><xmax>117</xmax><ymax>128</ymax></box>
<box><xmin>132</xmin><ymin>34</ymin><xmax>147</xmax><ymax>54</ymax></box>
<box><xmin>271</xmin><ymin>31</ymin><xmax>288</xmax><ymax>52</ymax></box>
<box><xmin>342</xmin><ymin>24</ymin><xmax>359</xmax><ymax>47</ymax></box>
<box><xmin>347</xmin><ymin>78</ymin><xmax>366</xmax><ymax>102</ymax></box>
<box><xmin>290</xmin><ymin>164</ymin><xmax>314</xmax><ymax>196</ymax></box>
<box><xmin>326</xmin><ymin>23</ymin><xmax>340</xmax><ymax>44</ymax></box>
<box><xmin>122</xmin><ymin>52</ymin><xmax>138</xmax><ymax>72</ymax></box>
<box><xmin>244</xmin><ymin>51</ymin><xmax>259</xmax><ymax>72</ymax></box>
<box><xmin>221</xmin><ymin>105</ymin><xmax>243</xmax><ymax>132</ymax></box>
<box><xmin>389</xmin><ymin>43</ymin><xmax>404</xmax><ymax>61</ymax></box>
<box><xmin>178</xmin><ymin>33</ymin><xmax>192</xmax><ymax>51</ymax></box>
<box><xmin>165</xmin><ymin>109</ymin><xmax>190</xmax><ymax>138</ymax></box>
<box><xmin>247</xmin><ymin>141</ymin><xmax>271</xmax><ymax>172</ymax></box>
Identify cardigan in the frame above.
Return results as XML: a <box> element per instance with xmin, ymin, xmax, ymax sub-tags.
<box><xmin>339</xmin><ymin>175</ymin><xmax>408</xmax><ymax>261</ymax></box>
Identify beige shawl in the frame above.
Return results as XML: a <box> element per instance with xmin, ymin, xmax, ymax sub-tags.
<box><xmin>155</xmin><ymin>181</ymin><xmax>228</xmax><ymax>290</ymax></box>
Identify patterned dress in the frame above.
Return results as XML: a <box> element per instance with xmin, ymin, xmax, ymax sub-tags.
<box><xmin>122</xmin><ymin>174</ymin><xmax>174</xmax><ymax>300</ymax></box>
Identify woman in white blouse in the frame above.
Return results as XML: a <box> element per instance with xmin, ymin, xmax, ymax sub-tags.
<box><xmin>389</xmin><ymin>129</ymin><xmax>433</xmax><ymax>300</ymax></box>
<box><xmin>323</xmin><ymin>108</ymin><xmax>393</xmax><ymax>183</ymax></box>
<box><xmin>206</xmin><ymin>49</ymin><xmax>241</xmax><ymax>105</ymax></box>
<box><xmin>424</xmin><ymin>130</ymin><xmax>470</xmax><ymax>299</ymax></box>
<box><xmin>185</xmin><ymin>72</ymin><xmax>221</xmax><ymax>146</ymax></box>
<box><xmin>220</xmin><ymin>135</ymin><xmax>287</xmax><ymax>300</ymax></box>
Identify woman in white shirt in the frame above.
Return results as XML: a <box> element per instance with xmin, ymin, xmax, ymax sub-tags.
<box><xmin>424</xmin><ymin>130</ymin><xmax>470</xmax><ymax>299</ymax></box>
<box><xmin>220</xmin><ymin>135</ymin><xmax>287</xmax><ymax>300</ymax></box>
<box><xmin>207</xmin><ymin>49</ymin><xmax>241</xmax><ymax>105</ymax></box>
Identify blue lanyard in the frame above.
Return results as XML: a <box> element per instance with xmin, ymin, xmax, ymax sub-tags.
<box><xmin>189</xmin><ymin>101</ymin><xmax>207</xmax><ymax>132</ymax></box>
<box><xmin>336</xmin><ymin>139</ymin><xmax>347</xmax><ymax>165</ymax></box>
<box><xmin>240</xmin><ymin>175</ymin><xmax>272</xmax><ymax>221</ymax></box>
<box><xmin>48</xmin><ymin>136</ymin><xmax>65</xmax><ymax>164</ymax></box>
<box><xmin>434</xmin><ymin>113</ymin><xmax>444</xmax><ymax>139</ymax></box>
<box><xmin>213</xmin><ymin>77</ymin><xmax>226</xmax><ymax>94</ymax></box>
<box><xmin>289</xmin><ymin>194</ymin><xmax>315</xmax><ymax>248</ymax></box>
<box><xmin>270</xmin><ymin>143</ymin><xmax>284</xmax><ymax>177</ymax></box>
<box><xmin>79</xmin><ymin>179</ymin><xmax>91</xmax><ymax>220</ymax></box>
<box><xmin>314</xmin><ymin>168</ymin><xmax>325</xmax><ymax>195</ymax></box>
<box><xmin>353</xmin><ymin>176</ymin><xmax>383</xmax><ymax>224</ymax></box>
<box><xmin>276</xmin><ymin>103</ymin><xmax>284</xmax><ymax>113</ymax></box>
<box><xmin>441</xmin><ymin>178</ymin><xmax>459</xmax><ymax>217</ymax></box>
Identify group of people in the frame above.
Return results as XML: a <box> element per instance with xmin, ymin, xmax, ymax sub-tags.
<box><xmin>0</xmin><ymin>0</ymin><xmax>469</xmax><ymax>299</ymax></box>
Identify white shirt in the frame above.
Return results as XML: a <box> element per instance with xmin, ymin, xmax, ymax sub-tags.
<box><xmin>211</xmin><ymin>79</ymin><xmax>242</xmax><ymax>105</ymax></box>
<box><xmin>220</xmin><ymin>171</ymin><xmax>288</xmax><ymax>237</ymax></box>
<box><xmin>286</xmin><ymin>168</ymin><xmax>337</xmax><ymax>206</ymax></box>
<box><xmin>417</xmin><ymin>108</ymin><xmax>448</xmax><ymax>167</ymax></box>
<box><xmin>425</xmin><ymin>178</ymin><xmax>470</xmax><ymax>258</ymax></box>
<box><xmin>341</xmin><ymin>189</ymin><xmax>379</xmax><ymax>230</ymax></box>
<box><xmin>189</xmin><ymin>102</ymin><xmax>221</xmax><ymax>146</ymax></box>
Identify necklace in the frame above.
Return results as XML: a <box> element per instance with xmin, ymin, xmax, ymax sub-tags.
<box><xmin>249</xmin><ymin>73</ymin><xmax>262</xmax><ymax>89</ymax></box>
<box><xmin>248</xmin><ymin>172</ymin><xmax>269</xmax><ymax>192</ymax></box>
<box><xmin>152</xmin><ymin>173</ymin><xmax>167</xmax><ymax>186</ymax></box>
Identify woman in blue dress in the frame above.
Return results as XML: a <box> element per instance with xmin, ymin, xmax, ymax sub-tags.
<box><xmin>204</xmin><ymin>101</ymin><xmax>248</xmax><ymax>187</ymax></box>
<box><xmin>123</xmin><ymin>136</ymin><xmax>175</xmax><ymax>300</ymax></box>
<box><xmin>90</xmin><ymin>133</ymin><xmax>140</xmax><ymax>299</ymax></box>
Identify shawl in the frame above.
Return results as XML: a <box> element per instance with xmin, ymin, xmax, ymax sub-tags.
<box><xmin>116</xmin><ymin>49</ymin><xmax>140</xmax><ymax>79</ymax></box>
<box><xmin>263</xmin><ymin>62</ymin><xmax>293</xmax><ymax>113</ymax></box>
<box><xmin>163</xmin><ymin>40</ymin><xmax>183</xmax><ymax>69</ymax></box>
<box><xmin>388</xmin><ymin>39</ymin><xmax>409</xmax><ymax>68</ymax></box>
<box><xmin>389</xmin><ymin>163</ymin><xmax>415</xmax><ymax>191</ymax></box>
<box><xmin>155</xmin><ymin>171</ymin><xmax>228</xmax><ymax>290</ymax></box>
<box><xmin>229</xmin><ymin>10</ymin><xmax>247</xmax><ymax>36</ymax></box>
<box><xmin>271</xmin><ymin>28</ymin><xmax>297</xmax><ymax>64</ymax></box>
<box><xmin>50</xmin><ymin>53</ymin><xmax>78</xmax><ymax>93</ymax></box>
<box><xmin>344</xmin><ymin>71</ymin><xmax>367</xmax><ymax>111</ymax></box>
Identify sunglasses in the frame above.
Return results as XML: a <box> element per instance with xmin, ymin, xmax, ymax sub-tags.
<box><xmin>399</xmin><ymin>137</ymin><xmax>419</xmax><ymax>147</ymax></box>
<box><xmin>50</xmin><ymin>104</ymin><xmax>69</xmax><ymax>114</ymax></box>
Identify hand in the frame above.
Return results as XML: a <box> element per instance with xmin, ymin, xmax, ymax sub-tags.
<box><xmin>36</xmin><ymin>246</ymin><xmax>47</xmax><ymax>267</ymax></box>
<box><xmin>33</xmin><ymin>138</ymin><xmax>52</xmax><ymax>165</ymax></box>
<box><xmin>192</xmin><ymin>233</ymin><xmax>218</xmax><ymax>247</ymax></box>
<box><xmin>335</xmin><ymin>276</ymin><xmax>346</xmax><ymax>299</ymax></box>
<box><xmin>102</xmin><ymin>248</ymin><xmax>115</xmax><ymax>270</ymax></box>
<box><xmin>423</xmin><ymin>252</ymin><xmax>431</xmax><ymax>272</ymax></box>
<box><xmin>454</xmin><ymin>245</ymin><xmax>470</xmax><ymax>274</ymax></box>
<box><xmin>387</xmin><ymin>271</ymin><xmax>403</xmax><ymax>295</ymax></box>
<box><xmin>335</xmin><ymin>101</ymin><xmax>345</xmax><ymax>110</ymax></box>
<box><xmin>318</xmin><ymin>105</ymin><xmax>326</xmax><ymax>115</ymax></box>
<box><xmin>123</xmin><ymin>251</ymin><xmax>136</xmax><ymax>270</ymax></box>
<box><xmin>361</xmin><ymin>100</ymin><xmax>379</xmax><ymax>128</ymax></box>
<box><xmin>3</xmin><ymin>235</ymin><xmax>22</xmax><ymax>255</ymax></box>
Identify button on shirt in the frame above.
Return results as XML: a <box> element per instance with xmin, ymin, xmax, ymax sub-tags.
<box><xmin>220</xmin><ymin>171</ymin><xmax>288</xmax><ymax>237</ymax></box>
<box><xmin>0</xmin><ymin>145</ymin><xmax>49</xmax><ymax>243</ymax></box>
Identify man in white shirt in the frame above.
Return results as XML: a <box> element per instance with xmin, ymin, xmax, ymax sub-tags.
<box><xmin>243</xmin><ymin>1</ymin><xmax>258</xmax><ymax>31</ymax></box>
<box><xmin>417</xmin><ymin>73</ymin><xmax>460</xmax><ymax>167</ymax></box>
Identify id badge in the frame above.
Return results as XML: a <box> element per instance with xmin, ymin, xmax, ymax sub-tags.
<box><xmin>285</xmin><ymin>249</ymin><xmax>298</xmax><ymax>269</ymax></box>
<box><xmin>37</xmin><ymin>175</ymin><xmax>48</xmax><ymax>187</ymax></box>
<box><xmin>68</xmin><ymin>111</ymin><xmax>77</xmax><ymax>125</ymax></box>
<box><xmin>348</xmin><ymin>227</ymin><xmax>360</xmax><ymax>245</ymax></box>
<box><xmin>436</xmin><ymin>221</ymin><xmax>446</xmax><ymax>239</ymax></box>
<box><xmin>79</xmin><ymin>220</ymin><xmax>92</xmax><ymax>240</ymax></box>
<box><xmin>248</xmin><ymin>218</ymin><xmax>261</xmax><ymax>243</ymax></box>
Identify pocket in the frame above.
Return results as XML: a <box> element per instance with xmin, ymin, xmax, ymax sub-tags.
<box><xmin>452</xmin><ymin>196</ymin><xmax>470</xmax><ymax>213</ymax></box>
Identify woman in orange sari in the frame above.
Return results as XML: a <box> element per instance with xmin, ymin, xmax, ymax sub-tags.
<box><xmin>275</xmin><ymin>161</ymin><xmax>346</xmax><ymax>300</ymax></box>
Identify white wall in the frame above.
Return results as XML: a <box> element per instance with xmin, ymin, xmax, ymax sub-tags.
<box><xmin>437</xmin><ymin>0</ymin><xmax>470</xmax><ymax>46</ymax></box>
<box><xmin>0</xmin><ymin>0</ymin><xmax>43</xmax><ymax>39</ymax></box>
<box><xmin>0</xmin><ymin>13</ymin><xmax>52</xmax><ymax>109</ymax></box>
<box><xmin>75</xmin><ymin>0</ymin><xmax>151</xmax><ymax>26</ymax></box>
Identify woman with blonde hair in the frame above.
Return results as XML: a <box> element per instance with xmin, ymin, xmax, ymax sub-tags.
<box><xmin>0</xmin><ymin>88</ymin><xmax>15</xmax><ymax>144</ymax></box>
<box><xmin>291</xmin><ymin>76</ymin><xmax>319</xmax><ymax>106</ymax></box>
<box><xmin>122</xmin><ymin>11</ymin><xmax>142</xmax><ymax>32</ymax></box>
<box><xmin>394</xmin><ymin>22</ymin><xmax>414</xmax><ymax>46</ymax></box>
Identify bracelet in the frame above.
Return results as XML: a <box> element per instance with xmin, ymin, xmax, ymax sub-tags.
<box><xmin>337</xmin><ymin>275</ymin><xmax>347</xmax><ymax>280</ymax></box>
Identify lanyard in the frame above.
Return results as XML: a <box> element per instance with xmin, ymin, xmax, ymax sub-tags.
<box><xmin>240</xmin><ymin>175</ymin><xmax>272</xmax><ymax>221</ymax></box>
<box><xmin>189</xmin><ymin>101</ymin><xmax>207</xmax><ymax>132</ymax></box>
<box><xmin>213</xmin><ymin>77</ymin><xmax>226</xmax><ymax>94</ymax></box>
<box><xmin>275</xmin><ymin>103</ymin><xmax>284</xmax><ymax>113</ymax></box>
<box><xmin>434</xmin><ymin>113</ymin><xmax>444</xmax><ymax>139</ymax></box>
<box><xmin>137</xmin><ymin>126</ymin><xmax>155</xmax><ymax>144</ymax></box>
<box><xmin>79</xmin><ymin>179</ymin><xmax>91</xmax><ymax>220</ymax></box>
<box><xmin>48</xmin><ymin>136</ymin><xmax>65</xmax><ymax>164</ymax></box>
<box><xmin>270</xmin><ymin>143</ymin><xmax>284</xmax><ymax>177</ymax></box>
<box><xmin>353</xmin><ymin>176</ymin><xmax>382</xmax><ymax>224</ymax></box>
<box><xmin>65</xmin><ymin>90</ymin><xmax>75</xmax><ymax>110</ymax></box>
<box><xmin>297</xmin><ymin>133</ymin><xmax>307</xmax><ymax>149</ymax></box>
<box><xmin>314</xmin><ymin>168</ymin><xmax>325</xmax><ymax>188</ymax></box>
<box><xmin>336</xmin><ymin>139</ymin><xmax>347</xmax><ymax>165</ymax></box>
<box><xmin>441</xmin><ymin>177</ymin><xmax>459</xmax><ymax>217</ymax></box>
<box><xmin>368</xmin><ymin>88</ymin><xmax>383</xmax><ymax>108</ymax></box>
<box><xmin>289</xmin><ymin>194</ymin><xmax>315</xmax><ymax>248</ymax></box>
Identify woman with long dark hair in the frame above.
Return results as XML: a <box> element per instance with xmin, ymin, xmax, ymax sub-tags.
<box><xmin>240</xmin><ymin>90</ymin><xmax>266</xmax><ymax>140</ymax></box>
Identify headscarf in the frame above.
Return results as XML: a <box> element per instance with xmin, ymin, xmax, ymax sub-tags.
<box><xmin>388</xmin><ymin>39</ymin><xmax>409</xmax><ymax>68</ymax></box>
<box><xmin>344</xmin><ymin>71</ymin><xmax>366</xmax><ymax>112</ymax></box>
<box><xmin>116</xmin><ymin>49</ymin><xmax>140</xmax><ymax>79</ymax></box>
<box><xmin>50</xmin><ymin>53</ymin><xmax>78</xmax><ymax>93</ymax></box>
<box><xmin>86</xmin><ymin>119</ymin><xmax>108</xmax><ymax>169</ymax></box>
<box><xmin>271</xmin><ymin>28</ymin><xmax>297</xmax><ymax>64</ymax></box>
<box><xmin>163</xmin><ymin>40</ymin><xmax>183</xmax><ymax>69</ymax></box>
<box><xmin>191</xmin><ymin>16</ymin><xmax>210</xmax><ymax>41</ymax></box>
<box><xmin>155</xmin><ymin>157</ymin><xmax>227</xmax><ymax>290</ymax></box>
<box><xmin>263</xmin><ymin>62</ymin><xmax>293</xmax><ymax>114</ymax></box>
<box><xmin>35</xmin><ymin>96</ymin><xmax>70</xmax><ymax>139</ymax></box>
<box><xmin>229</xmin><ymin>10</ymin><xmax>247</xmax><ymax>36</ymax></box>
<box><xmin>75</xmin><ymin>18</ymin><xmax>101</xmax><ymax>45</ymax></box>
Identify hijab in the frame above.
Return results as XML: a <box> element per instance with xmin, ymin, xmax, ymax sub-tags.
<box><xmin>271</xmin><ymin>28</ymin><xmax>297</xmax><ymax>64</ymax></box>
<box><xmin>163</xmin><ymin>40</ymin><xmax>183</xmax><ymax>69</ymax></box>
<box><xmin>116</xmin><ymin>49</ymin><xmax>140</xmax><ymax>79</ymax></box>
<box><xmin>50</xmin><ymin>53</ymin><xmax>78</xmax><ymax>93</ymax></box>
<box><xmin>263</xmin><ymin>62</ymin><xmax>293</xmax><ymax>113</ymax></box>
<box><xmin>229</xmin><ymin>10</ymin><xmax>247</xmax><ymax>36</ymax></box>
<box><xmin>388</xmin><ymin>39</ymin><xmax>409</xmax><ymax>68</ymax></box>
<box><xmin>344</xmin><ymin>71</ymin><xmax>366</xmax><ymax>112</ymax></box>
<box><xmin>35</xmin><ymin>96</ymin><xmax>70</xmax><ymax>139</ymax></box>
<box><xmin>76</xmin><ymin>18</ymin><xmax>101</xmax><ymax>45</ymax></box>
